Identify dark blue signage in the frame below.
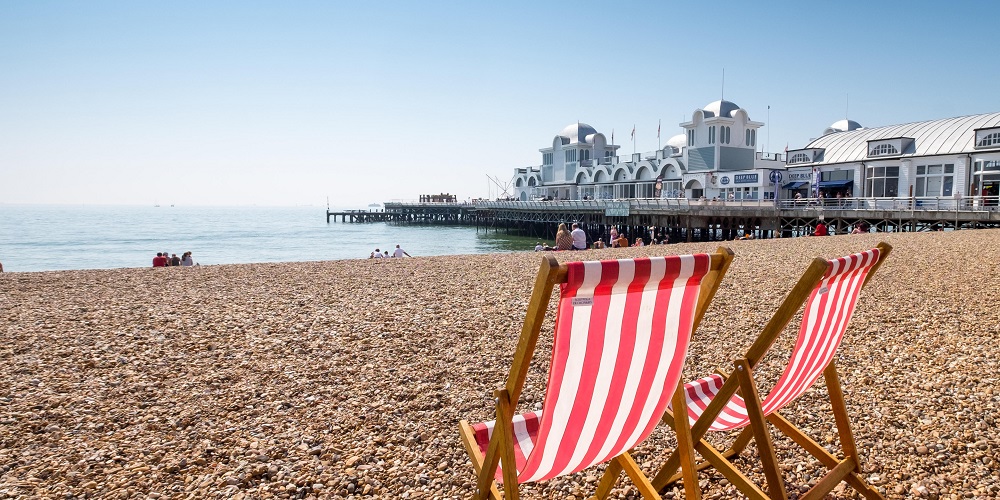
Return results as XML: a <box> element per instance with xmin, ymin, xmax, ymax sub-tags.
<box><xmin>720</xmin><ymin>176</ymin><xmax>730</xmax><ymax>185</ymax></box>
<box><xmin>734</xmin><ymin>174</ymin><xmax>758</xmax><ymax>184</ymax></box>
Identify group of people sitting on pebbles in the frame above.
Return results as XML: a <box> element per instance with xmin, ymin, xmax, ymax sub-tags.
<box><xmin>152</xmin><ymin>251</ymin><xmax>194</xmax><ymax>267</ymax></box>
<box><xmin>369</xmin><ymin>244</ymin><xmax>411</xmax><ymax>259</ymax></box>
<box><xmin>534</xmin><ymin>224</ymin><xmax>671</xmax><ymax>252</ymax></box>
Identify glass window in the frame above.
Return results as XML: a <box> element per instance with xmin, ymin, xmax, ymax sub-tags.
<box><xmin>869</xmin><ymin>143</ymin><xmax>899</xmax><ymax>156</ymax></box>
<box><xmin>565</xmin><ymin>149</ymin><xmax>577</xmax><ymax>162</ymax></box>
<box><xmin>866</xmin><ymin>166</ymin><xmax>899</xmax><ymax>197</ymax></box>
<box><xmin>977</xmin><ymin>132</ymin><xmax>1000</xmax><ymax>147</ymax></box>
<box><xmin>746</xmin><ymin>129</ymin><xmax>751</xmax><ymax>146</ymax></box>
<box><xmin>788</xmin><ymin>153</ymin><xmax>811</xmax><ymax>164</ymax></box>
<box><xmin>915</xmin><ymin>164</ymin><xmax>955</xmax><ymax>197</ymax></box>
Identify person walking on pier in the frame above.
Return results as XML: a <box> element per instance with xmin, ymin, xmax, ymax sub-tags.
<box><xmin>570</xmin><ymin>223</ymin><xmax>587</xmax><ymax>250</ymax></box>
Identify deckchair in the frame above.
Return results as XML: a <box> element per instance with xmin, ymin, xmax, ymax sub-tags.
<box><xmin>652</xmin><ymin>242</ymin><xmax>892</xmax><ymax>500</ymax></box>
<box><xmin>458</xmin><ymin>248</ymin><xmax>734</xmax><ymax>499</ymax></box>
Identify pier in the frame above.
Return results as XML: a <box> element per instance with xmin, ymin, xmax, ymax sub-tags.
<box><xmin>328</xmin><ymin>197</ymin><xmax>1000</xmax><ymax>242</ymax></box>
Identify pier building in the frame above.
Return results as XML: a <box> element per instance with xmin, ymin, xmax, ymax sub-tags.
<box><xmin>785</xmin><ymin>112</ymin><xmax>1000</xmax><ymax>207</ymax></box>
<box><xmin>512</xmin><ymin>100</ymin><xmax>786</xmax><ymax>202</ymax></box>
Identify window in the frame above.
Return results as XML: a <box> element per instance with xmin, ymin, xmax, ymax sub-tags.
<box><xmin>542</xmin><ymin>153</ymin><xmax>553</xmax><ymax>165</ymax></box>
<box><xmin>978</xmin><ymin>132</ymin><xmax>1000</xmax><ymax>147</ymax></box>
<box><xmin>915</xmin><ymin>164</ymin><xmax>955</xmax><ymax>197</ymax></box>
<box><xmin>866</xmin><ymin>166</ymin><xmax>899</xmax><ymax>197</ymax></box>
<box><xmin>745</xmin><ymin>129</ymin><xmax>751</xmax><ymax>146</ymax></box>
<box><xmin>580</xmin><ymin>149</ymin><xmax>591</xmax><ymax>161</ymax></box>
<box><xmin>751</xmin><ymin>129</ymin><xmax>756</xmax><ymax>147</ymax></box>
<box><xmin>788</xmin><ymin>153</ymin><xmax>811</xmax><ymax>164</ymax></box>
<box><xmin>722</xmin><ymin>126</ymin><xmax>731</xmax><ymax>144</ymax></box>
<box><xmin>869</xmin><ymin>143</ymin><xmax>899</xmax><ymax>156</ymax></box>
<box><xmin>687</xmin><ymin>129</ymin><xmax>695</xmax><ymax>146</ymax></box>
<box><xmin>709</xmin><ymin>126</ymin><xmax>716</xmax><ymax>144</ymax></box>
<box><xmin>565</xmin><ymin>149</ymin><xmax>577</xmax><ymax>162</ymax></box>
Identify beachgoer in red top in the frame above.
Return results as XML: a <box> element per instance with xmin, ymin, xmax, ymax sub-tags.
<box><xmin>813</xmin><ymin>222</ymin><xmax>829</xmax><ymax>236</ymax></box>
<box><xmin>153</xmin><ymin>252</ymin><xmax>168</xmax><ymax>267</ymax></box>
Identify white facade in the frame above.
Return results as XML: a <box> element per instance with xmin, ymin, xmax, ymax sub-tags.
<box><xmin>512</xmin><ymin>100</ymin><xmax>785</xmax><ymax>201</ymax></box>
<box><xmin>785</xmin><ymin>113</ymin><xmax>1000</xmax><ymax>206</ymax></box>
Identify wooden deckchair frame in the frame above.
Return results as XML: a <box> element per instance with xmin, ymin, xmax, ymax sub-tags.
<box><xmin>458</xmin><ymin>247</ymin><xmax>735</xmax><ymax>500</ymax></box>
<box><xmin>651</xmin><ymin>242</ymin><xmax>892</xmax><ymax>500</ymax></box>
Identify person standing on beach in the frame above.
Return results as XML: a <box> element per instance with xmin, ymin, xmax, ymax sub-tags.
<box><xmin>393</xmin><ymin>245</ymin><xmax>411</xmax><ymax>258</ymax></box>
<box><xmin>570</xmin><ymin>223</ymin><xmax>587</xmax><ymax>250</ymax></box>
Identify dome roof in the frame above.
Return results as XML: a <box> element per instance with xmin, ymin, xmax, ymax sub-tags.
<box><xmin>558</xmin><ymin>122</ymin><xmax>599</xmax><ymax>144</ymax></box>
<box><xmin>822</xmin><ymin>119</ymin><xmax>864</xmax><ymax>136</ymax></box>
<box><xmin>666</xmin><ymin>134</ymin><xmax>686</xmax><ymax>149</ymax></box>
<box><xmin>701</xmin><ymin>100</ymin><xmax>741</xmax><ymax>118</ymax></box>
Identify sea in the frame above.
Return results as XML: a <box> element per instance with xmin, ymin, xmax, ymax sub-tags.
<box><xmin>0</xmin><ymin>204</ymin><xmax>538</xmax><ymax>273</ymax></box>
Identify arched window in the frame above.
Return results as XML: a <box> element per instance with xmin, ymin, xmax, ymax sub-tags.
<box><xmin>788</xmin><ymin>153</ymin><xmax>812</xmax><ymax>164</ymax></box>
<box><xmin>751</xmin><ymin>129</ymin><xmax>756</xmax><ymax>147</ymax></box>
<box><xmin>745</xmin><ymin>129</ymin><xmax>751</xmax><ymax>146</ymax></box>
<box><xmin>978</xmin><ymin>132</ymin><xmax>1000</xmax><ymax>147</ymax></box>
<box><xmin>869</xmin><ymin>143</ymin><xmax>899</xmax><ymax>156</ymax></box>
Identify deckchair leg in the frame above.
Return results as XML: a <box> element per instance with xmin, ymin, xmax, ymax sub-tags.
<box><xmin>615</xmin><ymin>452</ymin><xmax>660</xmax><ymax>499</ymax></box>
<box><xmin>458</xmin><ymin>420</ymin><xmax>503</xmax><ymax>500</ymax></box>
<box><xmin>734</xmin><ymin>358</ymin><xmax>787</xmax><ymax>500</ymax></box>
<box><xmin>494</xmin><ymin>389</ymin><xmax>520</xmax><ymax>500</ymax></box>
<box><xmin>593</xmin><ymin>457</ymin><xmax>624</xmax><ymax>500</ymax></box>
<box><xmin>670</xmin><ymin>380</ymin><xmax>702</xmax><ymax>500</ymax></box>
<box><xmin>823</xmin><ymin>362</ymin><xmax>860</xmax><ymax>473</ymax></box>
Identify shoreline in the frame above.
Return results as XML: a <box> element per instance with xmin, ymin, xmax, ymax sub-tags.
<box><xmin>1</xmin><ymin>230</ymin><xmax>998</xmax><ymax>498</ymax></box>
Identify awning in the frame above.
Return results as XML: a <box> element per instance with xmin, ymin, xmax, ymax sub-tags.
<box><xmin>818</xmin><ymin>179</ymin><xmax>854</xmax><ymax>189</ymax></box>
<box><xmin>782</xmin><ymin>181</ymin><xmax>808</xmax><ymax>189</ymax></box>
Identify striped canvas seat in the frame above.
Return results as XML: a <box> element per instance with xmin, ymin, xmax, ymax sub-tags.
<box><xmin>653</xmin><ymin>244</ymin><xmax>891</xmax><ymax>500</ymax></box>
<box><xmin>676</xmin><ymin>248</ymin><xmax>881</xmax><ymax>431</ymax></box>
<box><xmin>459</xmin><ymin>249</ymin><xmax>734</xmax><ymax>499</ymax></box>
<box><xmin>470</xmin><ymin>254</ymin><xmax>711</xmax><ymax>483</ymax></box>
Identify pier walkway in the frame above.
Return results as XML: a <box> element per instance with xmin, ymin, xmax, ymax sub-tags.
<box><xmin>328</xmin><ymin>197</ymin><xmax>1000</xmax><ymax>241</ymax></box>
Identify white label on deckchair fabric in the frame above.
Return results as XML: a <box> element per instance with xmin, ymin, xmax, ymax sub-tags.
<box><xmin>572</xmin><ymin>297</ymin><xmax>594</xmax><ymax>307</ymax></box>
<box><xmin>819</xmin><ymin>286</ymin><xmax>829</xmax><ymax>295</ymax></box>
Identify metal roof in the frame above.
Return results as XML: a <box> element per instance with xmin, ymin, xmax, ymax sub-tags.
<box><xmin>805</xmin><ymin>112</ymin><xmax>1000</xmax><ymax>164</ymax></box>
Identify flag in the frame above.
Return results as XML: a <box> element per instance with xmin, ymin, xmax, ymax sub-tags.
<box><xmin>611</xmin><ymin>129</ymin><xmax>614</xmax><ymax>144</ymax></box>
<box><xmin>657</xmin><ymin>119</ymin><xmax>661</xmax><ymax>139</ymax></box>
<box><xmin>784</xmin><ymin>143</ymin><xmax>788</xmax><ymax>153</ymax></box>
<box><xmin>631</xmin><ymin>125</ymin><xmax>635</xmax><ymax>141</ymax></box>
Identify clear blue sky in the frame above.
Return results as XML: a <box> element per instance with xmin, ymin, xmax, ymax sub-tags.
<box><xmin>3</xmin><ymin>1</ymin><xmax>999</xmax><ymax>207</ymax></box>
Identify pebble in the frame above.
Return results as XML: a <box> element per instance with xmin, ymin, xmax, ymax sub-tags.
<box><xmin>1</xmin><ymin>230</ymin><xmax>999</xmax><ymax>498</ymax></box>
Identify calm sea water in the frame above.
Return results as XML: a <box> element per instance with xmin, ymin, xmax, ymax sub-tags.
<box><xmin>0</xmin><ymin>205</ymin><xmax>538</xmax><ymax>272</ymax></box>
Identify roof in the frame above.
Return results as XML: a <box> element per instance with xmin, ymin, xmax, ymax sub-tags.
<box><xmin>805</xmin><ymin>112</ymin><xmax>1000</xmax><ymax>164</ymax></box>
<box><xmin>701</xmin><ymin>100</ymin><xmax>741</xmax><ymax>119</ymax></box>
<box><xmin>558</xmin><ymin>123</ymin><xmax>599</xmax><ymax>144</ymax></box>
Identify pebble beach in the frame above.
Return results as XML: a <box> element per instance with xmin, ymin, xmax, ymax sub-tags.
<box><xmin>1</xmin><ymin>230</ymin><xmax>998</xmax><ymax>499</ymax></box>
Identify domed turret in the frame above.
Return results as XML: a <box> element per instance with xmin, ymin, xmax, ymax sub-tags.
<box><xmin>822</xmin><ymin>119</ymin><xmax>863</xmax><ymax>136</ymax></box>
<box><xmin>701</xmin><ymin>100</ymin><xmax>742</xmax><ymax>118</ymax></box>
<box><xmin>558</xmin><ymin>123</ymin><xmax>599</xmax><ymax>144</ymax></box>
<box><xmin>666</xmin><ymin>134</ymin><xmax>686</xmax><ymax>149</ymax></box>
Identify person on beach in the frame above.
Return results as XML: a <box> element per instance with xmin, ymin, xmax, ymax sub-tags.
<box><xmin>570</xmin><ymin>223</ymin><xmax>587</xmax><ymax>250</ymax></box>
<box><xmin>534</xmin><ymin>242</ymin><xmax>543</xmax><ymax>252</ymax></box>
<box><xmin>555</xmin><ymin>223</ymin><xmax>574</xmax><ymax>251</ymax></box>
<box><xmin>616</xmin><ymin>235</ymin><xmax>629</xmax><ymax>248</ymax></box>
<box><xmin>610</xmin><ymin>226</ymin><xmax>619</xmax><ymax>243</ymax></box>
<box><xmin>393</xmin><ymin>245</ymin><xmax>411</xmax><ymax>258</ymax></box>
<box><xmin>384</xmin><ymin>250</ymin><xmax>390</xmax><ymax>258</ymax></box>
<box><xmin>0</xmin><ymin>259</ymin><xmax>3</xmax><ymax>272</ymax></box>
<box><xmin>373</xmin><ymin>248</ymin><xmax>383</xmax><ymax>259</ymax></box>
<box><xmin>593</xmin><ymin>238</ymin><xmax>605</xmax><ymax>249</ymax></box>
<box><xmin>170</xmin><ymin>253</ymin><xmax>181</xmax><ymax>266</ymax></box>
<box><xmin>152</xmin><ymin>252</ymin><xmax>167</xmax><ymax>267</ymax></box>
<box><xmin>812</xmin><ymin>222</ymin><xmax>829</xmax><ymax>236</ymax></box>
<box><xmin>181</xmin><ymin>252</ymin><xmax>194</xmax><ymax>266</ymax></box>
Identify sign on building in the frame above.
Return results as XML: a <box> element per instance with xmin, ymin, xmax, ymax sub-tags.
<box><xmin>604</xmin><ymin>201</ymin><xmax>630</xmax><ymax>217</ymax></box>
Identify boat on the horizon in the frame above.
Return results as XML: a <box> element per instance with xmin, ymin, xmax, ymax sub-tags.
<box><xmin>368</xmin><ymin>202</ymin><xmax>382</xmax><ymax>208</ymax></box>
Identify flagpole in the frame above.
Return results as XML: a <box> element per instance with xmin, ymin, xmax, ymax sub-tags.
<box><xmin>657</xmin><ymin>119</ymin><xmax>661</xmax><ymax>150</ymax></box>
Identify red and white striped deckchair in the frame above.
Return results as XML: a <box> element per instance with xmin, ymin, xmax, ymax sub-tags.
<box><xmin>652</xmin><ymin>242</ymin><xmax>892</xmax><ymax>500</ymax></box>
<box><xmin>459</xmin><ymin>248</ymin><xmax>734</xmax><ymax>500</ymax></box>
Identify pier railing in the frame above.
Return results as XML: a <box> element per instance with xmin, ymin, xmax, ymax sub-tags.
<box><xmin>476</xmin><ymin>196</ymin><xmax>1000</xmax><ymax>213</ymax></box>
